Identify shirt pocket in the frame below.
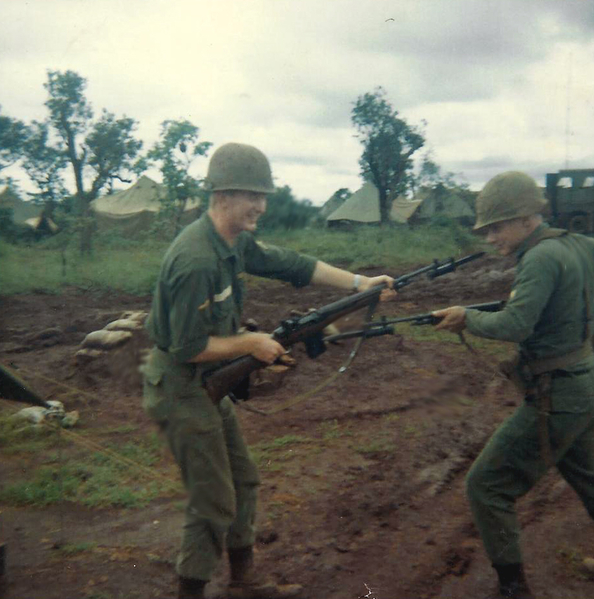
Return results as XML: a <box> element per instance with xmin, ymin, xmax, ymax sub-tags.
<box><xmin>211</xmin><ymin>290</ymin><xmax>235</xmax><ymax>335</ymax></box>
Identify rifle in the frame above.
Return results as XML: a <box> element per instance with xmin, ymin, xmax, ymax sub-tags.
<box><xmin>202</xmin><ymin>252</ymin><xmax>485</xmax><ymax>403</ymax></box>
<box><xmin>0</xmin><ymin>362</ymin><xmax>50</xmax><ymax>408</ymax></box>
<box><xmin>323</xmin><ymin>301</ymin><xmax>506</xmax><ymax>343</ymax></box>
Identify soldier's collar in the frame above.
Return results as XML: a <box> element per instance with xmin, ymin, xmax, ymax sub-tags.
<box><xmin>515</xmin><ymin>222</ymin><xmax>549</xmax><ymax>260</ymax></box>
<box><xmin>204</xmin><ymin>213</ymin><xmax>237</xmax><ymax>260</ymax></box>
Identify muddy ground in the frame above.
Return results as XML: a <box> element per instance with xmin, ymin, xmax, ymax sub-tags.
<box><xmin>1</xmin><ymin>254</ymin><xmax>594</xmax><ymax>599</ymax></box>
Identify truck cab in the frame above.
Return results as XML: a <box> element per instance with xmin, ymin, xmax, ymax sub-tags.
<box><xmin>546</xmin><ymin>168</ymin><xmax>594</xmax><ymax>234</ymax></box>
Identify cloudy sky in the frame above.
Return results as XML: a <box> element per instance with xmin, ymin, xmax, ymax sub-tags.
<box><xmin>1</xmin><ymin>0</ymin><xmax>593</xmax><ymax>205</ymax></box>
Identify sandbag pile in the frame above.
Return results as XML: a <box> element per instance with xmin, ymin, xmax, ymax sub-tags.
<box><xmin>76</xmin><ymin>311</ymin><xmax>147</xmax><ymax>364</ymax></box>
<box><xmin>10</xmin><ymin>400</ymin><xmax>79</xmax><ymax>429</ymax></box>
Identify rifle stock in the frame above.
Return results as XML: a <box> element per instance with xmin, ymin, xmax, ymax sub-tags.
<box><xmin>202</xmin><ymin>284</ymin><xmax>386</xmax><ymax>403</ymax></box>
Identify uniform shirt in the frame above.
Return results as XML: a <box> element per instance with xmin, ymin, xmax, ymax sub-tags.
<box><xmin>466</xmin><ymin>224</ymin><xmax>594</xmax><ymax>361</ymax></box>
<box><xmin>147</xmin><ymin>212</ymin><xmax>317</xmax><ymax>365</ymax></box>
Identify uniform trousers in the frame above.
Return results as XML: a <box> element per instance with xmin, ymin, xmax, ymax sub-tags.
<box><xmin>466</xmin><ymin>364</ymin><xmax>594</xmax><ymax>564</ymax></box>
<box><xmin>143</xmin><ymin>350</ymin><xmax>260</xmax><ymax>581</ymax></box>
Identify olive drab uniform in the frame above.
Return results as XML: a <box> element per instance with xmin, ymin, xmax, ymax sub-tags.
<box><xmin>143</xmin><ymin>213</ymin><xmax>316</xmax><ymax>581</ymax></box>
<box><xmin>464</xmin><ymin>223</ymin><xmax>594</xmax><ymax>566</ymax></box>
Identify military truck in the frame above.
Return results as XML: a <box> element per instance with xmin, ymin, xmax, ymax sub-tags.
<box><xmin>545</xmin><ymin>168</ymin><xmax>594</xmax><ymax>234</ymax></box>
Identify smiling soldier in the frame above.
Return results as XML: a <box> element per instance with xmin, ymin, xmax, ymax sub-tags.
<box><xmin>434</xmin><ymin>171</ymin><xmax>594</xmax><ymax>599</ymax></box>
<box><xmin>142</xmin><ymin>142</ymin><xmax>393</xmax><ymax>599</ymax></box>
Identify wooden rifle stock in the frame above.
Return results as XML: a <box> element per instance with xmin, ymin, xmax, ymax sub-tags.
<box><xmin>202</xmin><ymin>284</ymin><xmax>385</xmax><ymax>403</ymax></box>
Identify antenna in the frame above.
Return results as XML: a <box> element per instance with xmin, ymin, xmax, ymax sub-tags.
<box><xmin>564</xmin><ymin>52</ymin><xmax>573</xmax><ymax>169</ymax></box>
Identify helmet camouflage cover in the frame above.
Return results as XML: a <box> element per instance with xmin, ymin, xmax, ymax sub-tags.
<box><xmin>474</xmin><ymin>171</ymin><xmax>547</xmax><ymax>231</ymax></box>
<box><xmin>205</xmin><ymin>142</ymin><xmax>275</xmax><ymax>194</ymax></box>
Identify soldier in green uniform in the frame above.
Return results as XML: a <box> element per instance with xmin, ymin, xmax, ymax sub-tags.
<box><xmin>434</xmin><ymin>171</ymin><xmax>594</xmax><ymax>599</ymax></box>
<box><xmin>143</xmin><ymin>142</ymin><xmax>394</xmax><ymax>599</ymax></box>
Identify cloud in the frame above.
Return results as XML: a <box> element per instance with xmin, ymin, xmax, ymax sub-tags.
<box><xmin>2</xmin><ymin>0</ymin><xmax>594</xmax><ymax>205</ymax></box>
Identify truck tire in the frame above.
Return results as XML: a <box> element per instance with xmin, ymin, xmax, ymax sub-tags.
<box><xmin>567</xmin><ymin>213</ymin><xmax>590</xmax><ymax>234</ymax></box>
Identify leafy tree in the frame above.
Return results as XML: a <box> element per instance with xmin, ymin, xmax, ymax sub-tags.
<box><xmin>258</xmin><ymin>185</ymin><xmax>319</xmax><ymax>230</ymax></box>
<box><xmin>0</xmin><ymin>107</ymin><xmax>27</xmax><ymax>177</ymax></box>
<box><xmin>21</xmin><ymin>120</ymin><xmax>68</xmax><ymax>212</ymax></box>
<box><xmin>44</xmin><ymin>70</ymin><xmax>144</xmax><ymax>252</ymax></box>
<box><xmin>147</xmin><ymin>119</ymin><xmax>212</xmax><ymax>237</ymax></box>
<box><xmin>351</xmin><ymin>87</ymin><xmax>424</xmax><ymax>226</ymax></box>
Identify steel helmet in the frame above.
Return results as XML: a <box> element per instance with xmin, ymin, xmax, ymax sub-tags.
<box><xmin>474</xmin><ymin>171</ymin><xmax>547</xmax><ymax>231</ymax></box>
<box><xmin>205</xmin><ymin>142</ymin><xmax>275</xmax><ymax>193</ymax></box>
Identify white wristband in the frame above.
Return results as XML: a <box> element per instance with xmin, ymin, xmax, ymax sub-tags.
<box><xmin>353</xmin><ymin>274</ymin><xmax>361</xmax><ymax>291</ymax></box>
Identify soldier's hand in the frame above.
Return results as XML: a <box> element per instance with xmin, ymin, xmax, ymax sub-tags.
<box><xmin>433</xmin><ymin>306</ymin><xmax>467</xmax><ymax>333</ymax></box>
<box><xmin>358</xmin><ymin>275</ymin><xmax>397</xmax><ymax>301</ymax></box>
<box><xmin>245</xmin><ymin>333</ymin><xmax>286</xmax><ymax>364</ymax></box>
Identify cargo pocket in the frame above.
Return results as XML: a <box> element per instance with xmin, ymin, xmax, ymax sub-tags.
<box><xmin>141</xmin><ymin>359</ymin><xmax>171</xmax><ymax>421</ymax></box>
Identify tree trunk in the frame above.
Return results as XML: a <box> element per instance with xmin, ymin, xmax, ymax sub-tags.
<box><xmin>379</xmin><ymin>189</ymin><xmax>391</xmax><ymax>227</ymax></box>
<box><xmin>76</xmin><ymin>193</ymin><xmax>93</xmax><ymax>254</ymax></box>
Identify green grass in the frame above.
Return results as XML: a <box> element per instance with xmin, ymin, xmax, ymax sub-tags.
<box><xmin>57</xmin><ymin>541</ymin><xmax>98</xmax><ymax>556</ymax></box>
<box><xmin>263</xmin><ymin>224</ymin><xmax>483</xmax><ymax>271</ymax></box>
<box><xmin>250</xmin><ymin>434</ymin><xmax>311</xmax><ymax>470</ymax></box>
<box><xmin>0</xmin><ymin>413</ymin><xmax>68</xmax><ymax>454</ymax></box>
<box><xmin>0</xmin><ymin>225</ymin><xmax>485</xmax><ymax>295</ymax></box>
<box><xmin>0</xmin><ymin>239</ymin><xmax>168</xmax><ymax>294</ymax></box>
<box><xmin>0</xmin><ymin>426</ymin><xmax>173</xmax><ymax>508</ymax></box>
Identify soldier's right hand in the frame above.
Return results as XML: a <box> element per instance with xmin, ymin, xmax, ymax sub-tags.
<box><xmin>245</xmin><ymin>332</ymin><xmax>286</xmax><ymax>364</ymax></box>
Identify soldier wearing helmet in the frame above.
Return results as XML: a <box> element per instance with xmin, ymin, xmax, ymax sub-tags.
<box><xmin>435</xmin><ymin>171</ymin><xmax>594</xmax><ymax>599</ymax></box>
<box><xmin>142</xmin><ymin>142</ymin><xmax>394</xmax><ymax>599</ymax></box>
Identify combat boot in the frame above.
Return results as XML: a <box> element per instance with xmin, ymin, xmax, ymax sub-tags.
<box><xmin>491</xmin><ymin>564</ymin><xmax>535</xmax><ymax>599</ymax></box>
<box><xmin>178</xmin><ymin>576</ymin><xmax>207</xmax><ymax>599</ymax></box>
<box><xmin>228</xmin><ymin>546</ymin><xmax>302</xmax><ymax>599</ymax></box>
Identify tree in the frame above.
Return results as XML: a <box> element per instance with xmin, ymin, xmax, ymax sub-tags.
<box><xmin>351</xmin><ymin>87</ymin><xmax>425</xmax><ymax>226</ymax></box>
<box><xmin>147</xmin><ymin>119</ymin><xmax>212</xmax><ymax>237</ymax></box>
<box><xmin>44</xmin><ymin>70</ymin><xmax>144</xmax><ymax>252</ymax></box>
<box><xmin>257</xmin><ymin>185</ymin><xmax>319</xmax><ymax>230</ymax></box>
<box><xmin>21</xmin><ymin>120</ymin><xmax>68</xmax><ymax>211</ymax></box>
<box><xmin>0</xmin><ymin>107</ymin><xmax>27</xmax><ymax>177</ymax></box>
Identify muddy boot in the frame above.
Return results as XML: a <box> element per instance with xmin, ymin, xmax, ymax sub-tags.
<box><xmin>178</xmin><ymin>576</ymin><xmax>207</xmax><ymax>599</ymax></box>
<box><xmin>228</xmin><ymin>546</ymin><xmax>302</xmax><ymax>599</ymax></box>
<box><xmin>491</xmin><ymin>564</ymin><xmax>535</xmax><ymax>599</ymax></box>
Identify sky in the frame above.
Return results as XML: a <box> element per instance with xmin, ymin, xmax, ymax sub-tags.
<box><xmin>1</xmin><ymin>0</ymin><xmax>593</xmax><ymax>206</ymax></box>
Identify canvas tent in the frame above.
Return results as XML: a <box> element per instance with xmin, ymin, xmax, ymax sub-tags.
<box><xmin>326</xmin><ymin>182</ymin><xmax>422</xmax><ymax>226</ymax></box>
<box><xmin>319</xmin><ymin>192</ymin><xmax>349</xmax><ymax>220</ymax></box>
<box><xmin>92</xmin><ymin>175</ymin><xmax>203</xmax><ymax>237</ymax></box>
<box><xmin>409</xmin><ymin>185</ymin><xmax>475</xmax><ymax>225</ymax></box>
<box><xmin>0</xmin><ymin>186</ymin><xmax>40</xmax><ymax>223</ymax></box>
<box><xmin>0</xmin><ymin>186</ymin><xmax>57</xmax><ymax>234</ymax></box>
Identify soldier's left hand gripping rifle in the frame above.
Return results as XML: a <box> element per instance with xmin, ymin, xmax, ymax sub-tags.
<box><xmin>202</xmin><ymin>252</ymin><xmax>485</xmax><ymax>404</ymax></box>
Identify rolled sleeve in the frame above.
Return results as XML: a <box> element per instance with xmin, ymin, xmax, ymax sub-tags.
<box><xmin>243</xmin><ymin>237</ymin><xmax>317</xmax><ymax>287</ymax></box>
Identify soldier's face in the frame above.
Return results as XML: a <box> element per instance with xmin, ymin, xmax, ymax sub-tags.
<box><xmin>484</xmin><ymin>217</ymin><xmax>530</xmax><ymax>256</ymax></box>
<box><xmin>228</xmin><ymin>192</ymin><xmax>267</xmax><ymax>233</ymax></box>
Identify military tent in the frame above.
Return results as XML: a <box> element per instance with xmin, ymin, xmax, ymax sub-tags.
<box><xmin>92</xmin><ymin>175</ymin><xmax>203</xmax><ymax>237</ymax></box>
<box><xmin>0</xmin><ymin>186</ymin><xmax>40</xmax><ymax>224</ymax></box>
<box><xmin>0</xmin><ymin>186</ymin><xmax>57</xmax><ymax>234</ymax></box>
<box><xmin>409</xmin><ymin>185</ymin><xmax>475</xmax><ymax>225</ymax></box>
<box><xmin>326</xmin><ymin>182</ymin><xmax>422</xmax><ymax>226</ymax></box>
<box><xmin>318</xmin><ymin>191</ymin><xmax>350</xmax><ymax>220</ymax></box>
